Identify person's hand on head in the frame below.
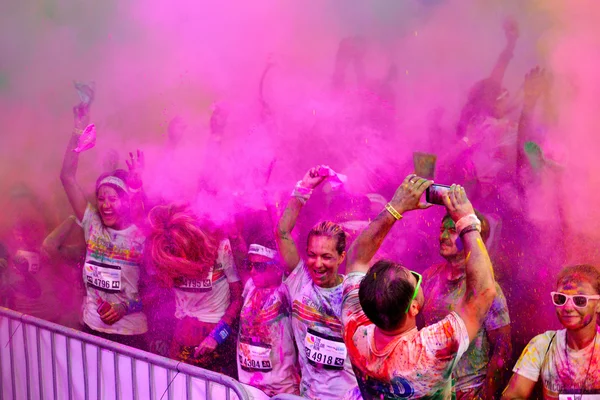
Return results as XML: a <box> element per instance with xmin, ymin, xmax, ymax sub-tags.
<box><xmin>503</xmin><ymin>16</ymin><xmax>520</xmax><ymax>44</ymax></box>
<box><xmin>300</xmin><ymin>166</ymin><xmax>327</xmax><ymax>190</ymax></box>
<box><xmin>442</xmin><ymin>184</ymin><xmax>475</xmax><ymax>222</ymax></box>
<box><xmin>126</xmin><ymin>149</ymin><xmax>145</xmax><ymax>190</ymax></box>
<box><xmin>389</xmin><ymin>174</ymin><xmax>433</xmax><ymax>214</ymax></box>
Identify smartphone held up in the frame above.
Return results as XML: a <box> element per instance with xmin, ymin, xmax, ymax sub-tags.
<box><xmin>426</xmin><ymin>184</ymin><xmax>451</xmax><ymax>206</ymax></box>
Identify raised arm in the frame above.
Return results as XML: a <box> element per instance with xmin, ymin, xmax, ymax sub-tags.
<box><xmin>275</xmin><ymin>166</ymin><xmax>327</xmax><ymax>273</ymax></box>
<box><xmin>125</xmin><ymin>149</ymin><xmax>150</xmax><ymax>224</ymax></box>
<box><xmin>41</xmin><ymin>215</ymin><xmax>85</xmax><ymax>263</ymax></box>
<box><xmin>516</xmin><ymin>67</ymin><xmax>546</xmax><ymax>173</ymax></box>
<box><xmin>445</xmin><ymin>187</ymin><xmax>497</xmax><ymax>341</ymax></box>
<box><xmin>346</xmin><ymin>174</ymin><xmax>432</xmax><ymax>274</ymax></box>
<box><xmin>60</xmin><ymin>105</ymin><xmax>91</xmax><ymax>221</ymax></box>
<box><xmin>489</xmin><ymin>17</ymin><xmax>519</xmax><ymax>86</ymax></box>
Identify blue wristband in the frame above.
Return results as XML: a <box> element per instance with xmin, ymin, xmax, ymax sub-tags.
<box><xmin>210</xmin><ymin>321</ymin><xmax>232</xmax><ymax>345</ymax></box>
<box><xmin>125</xmin><ymin>298</ymin><xmax>143</xmax><ymax>314</ymax></box>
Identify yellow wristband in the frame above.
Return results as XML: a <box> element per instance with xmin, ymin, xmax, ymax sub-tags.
<box><xmin>385</xmin><ymin>203</ymin><xmax>403</xmax><ymax>220</ymax></box>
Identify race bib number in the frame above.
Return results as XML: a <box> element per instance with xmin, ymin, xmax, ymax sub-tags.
<box><xmin>174</xmin><ymin>270</ymin><xmax>213</xmax><ymax>292</ymax></box>
<box><xmin>85</xmin><ymin>260</ymin><xmax>122</xmax><ymax>292</ymax></box>
<box><xmin>305</xmin><ymin>328</ymin><xmax>347</xmax><ymax>370</ymax></box>
<box><xmin>238</xmin><ymin>340</ymin><xmax>272</xmax><ymax>372</ymax></box>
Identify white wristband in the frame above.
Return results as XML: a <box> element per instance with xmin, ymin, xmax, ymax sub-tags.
<box><xmin>291</xmin><ymin>181</ymin><xmax>312</xmax><ymax>204</ymax></box>
<box><xmin>455</xmin><ymin>214</ymin><xmax>481</xmax><ymax>234</ymax></box>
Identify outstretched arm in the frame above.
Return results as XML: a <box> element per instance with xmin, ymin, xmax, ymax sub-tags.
<box><xmin>42</xmin><ymin>216</ymin><xmax>85</xmax><ymax>263</ymax></box>
<box><xmin>275</xmin><ymin>166</ymin><xmax>327</xmax><ymax>273</ymax></box>
<box><xmin>489</xmin><ymin>18</ymin><xmax>519</xmax><ymax>86</ymax></box>
<box><xmin>60</xmin><ymin>105</ymin><xmax>91</xmax><ymax>221</ymax></box>
<box><xmin>346</xmin><ymin>174</ymin><xmax>433</xmax><ymax>274</ymax></box>
<box><xmin>125</xmin><ymin>149</ymin><xmax>150</xmax><ymax>224</ymax></box>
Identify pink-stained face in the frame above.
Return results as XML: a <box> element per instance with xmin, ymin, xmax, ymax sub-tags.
<box><xmin>439</xmin><ymin>218</ymin><xmax>461</xmax><ymax>258</ymax></box>
<box><xmin>96</xmin><ymin>185</ymin><xmax>130</xmax><ymax>230</ymax></box>
<box><xmin>555</xmin><ymin>279</ymin><xmax>600</xmax><ymax>331</ymax></box>
<box><xmin>306</xmin><ymin>235</ymin><xmax>345</xmax><ymax>288</ymax></box>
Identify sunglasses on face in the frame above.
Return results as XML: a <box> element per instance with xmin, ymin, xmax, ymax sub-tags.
<box><xmin>242</xmin><ymin>259</ymin><xmax>277</xmax><ymax>272</ymax></box>
<box><xmin>551</xmin><ymin>292</ymin><xmax>600</xmax><ymax>308</ymax></box>
<box><xmin>405</xmin><ymin>271</ymin><xmax>422</xmax><ymax>313</ymax></box>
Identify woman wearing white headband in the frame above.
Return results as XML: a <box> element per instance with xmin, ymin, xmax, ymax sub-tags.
<box><xmin>60</xmin><ymin>101</ymin><xmax>148</xmax><ymax>349</ymax></box>
<box><xmin>237</xmin><ymin>240</ymin><xmax>300</xmax><ymax>396</ymax></box>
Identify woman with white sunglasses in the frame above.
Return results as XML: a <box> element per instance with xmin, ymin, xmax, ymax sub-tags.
<box><xmin>503</xmin><ymin>264</ymin><xmax>600</xmax><ymax>399</ymax></box>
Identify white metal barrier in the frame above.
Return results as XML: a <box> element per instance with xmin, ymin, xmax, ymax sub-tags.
<box><xmin>0</xmin><ymin>306</ymin><xmax>254</xmax><ymax>400</ymax></box>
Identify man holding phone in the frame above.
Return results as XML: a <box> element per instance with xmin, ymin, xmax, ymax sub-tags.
<box><xmin>341</xmin><ymin>174</ymin><xmax>497</xmax><ymax>399</ymax></box>
<box><xmin>421</xmin><ymin>210</ymin><xmax>512</xmax><ymax>399</ymax></box>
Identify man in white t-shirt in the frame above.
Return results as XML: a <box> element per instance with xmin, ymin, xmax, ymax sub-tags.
<box><xmin>421</xmin><ymin>211</ymin><xmax>512</xmax><ymax>399</ymax></box>
<box><xmin>503</xmin><ymin>264</ymin><xmax>600</xmax><ymax>399</ymax></box>
<box><xmin>341</xmin><ymin>175</ymin><xmax>497</xmax><ymax>399</ymax></box>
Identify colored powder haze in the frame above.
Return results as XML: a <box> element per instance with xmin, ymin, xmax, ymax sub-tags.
<box><xmin>1</xmin><ymin>0</ymin><xmax>599</xmax><ymax>357</ymax></box>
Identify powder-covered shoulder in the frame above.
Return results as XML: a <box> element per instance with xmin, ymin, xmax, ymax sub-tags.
<box><xmin>513</xmin><ymin>330</ymin><xmax>558</xmax><ymax>381</ymax></box>
<box><xmin>342</xmin><ymin>272</ymin><xmax>364</xmax><ymax>297</ymax></box>
<box><xmin>524</xmin><ymin>330</ymin><xmax>558</xmax><ymax>350</ymax></box>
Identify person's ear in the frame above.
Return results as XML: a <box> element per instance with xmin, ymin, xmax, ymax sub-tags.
<box><xmin>338</xmin><ymin>251</ymin><xmax>347</xmax><ymax>265</ymax></box>
<box><xmin>409</xmin><ymin>301</ymin><xmax>420</xmax><ymax>317</ymax></box>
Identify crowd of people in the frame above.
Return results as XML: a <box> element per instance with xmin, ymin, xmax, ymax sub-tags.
<box><xmin>1</xmin><ymin>18</ymin><xmax>598</xmax><ymax>400</ymax></box>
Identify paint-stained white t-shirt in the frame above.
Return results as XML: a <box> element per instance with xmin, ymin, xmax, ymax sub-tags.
<box><xmin>421</xmin><ymin>263</ymin><xmax>511</xmax><ymax>391</ymax></box>
<box><xmin>237</xmin><ymin>279</ymin><xmax>300</xmax><ymax>396</ymax></box>
<box><xmin>513</xmin><ymin>329</ymin><xmax>600</xmax><ymax>399</ymax></box>
<box><xmin>285</xmin><ymin>260</ymin><xmax>358</xmax><ymax>400</ymax></box>
<box><xmin>341</xmin><ymin>273</ymin><xmax>470</xmax><ymax>400</ymax></box>
<box><xmin>81</xmin><ymin>204</ymin><xmax>147</xmax><ymax>335</ymax></box>
<box><xmin>173</xmin><ymin>239</ymin><xmax>240</xmax><ymax>323</ymax></box>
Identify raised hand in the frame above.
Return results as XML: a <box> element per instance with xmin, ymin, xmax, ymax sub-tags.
<box><xmin>125</xmin><ymin>150</ymin><xmax>145</xmax><ymax>190</ymax></box>
<box><xmin>503</xmin><ymin>17</ymin><xmax>520</xmax><ymax>44</ymax></box>
<box><xmin>441</xmin><ymin>184</ymin><xmax>475</xmax><ymax>223</ymax></box>
<box><xmin>73</xmin><ymin>103</ymin><xmax>90</xmax><ymax>130</ymax></box>
<box><xmin>523</xmin><ymin>66</ymin><xmax>547</xmax><ymax>107</ymax></box>
<box><xmin>389</xmin><ymin>174</ymin><xmax>433</xmax><ymax>215</ymax></box>
<box><xmin>299</xmin><ymin>165</ymin><xmax>328</xmax><ymax>189</ymax></box>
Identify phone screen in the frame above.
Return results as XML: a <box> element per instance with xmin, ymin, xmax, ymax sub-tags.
<box><xmin>426</xmin><ymin>184</ymin><xmax>451</xmax><ymax>205</ymax></box>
